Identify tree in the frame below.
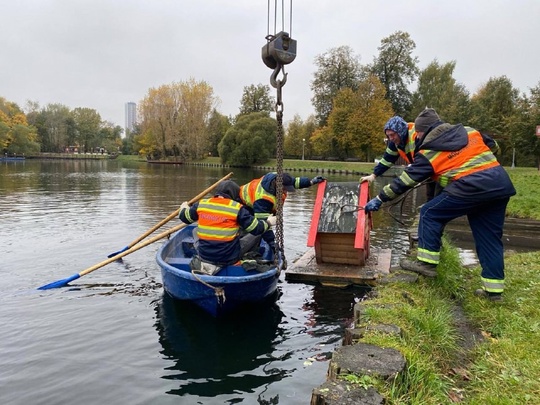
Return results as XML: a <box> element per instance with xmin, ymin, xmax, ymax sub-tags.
<box><xmin>508</xmin><ymin>82</ymin><xmax>540</xmax><ymax>167</ymax></box>
<box><xmin>37</xmin><ymin>104</ymin><xmax>73</xmax><ymax>152</ymax></box>
<box><xmin>98</xmin><ymin>122</ymin><xmax>123</xmax><ymax>154</ymax></box>
<box><xmin>207</xmin><ymin>109</ymin><xmax>231</xmax><ymax>157</ymax></box>
<box><xmin>284</xmin><ymin>114</ymin><xmax>317</xmax><ymax>159</ymax></box>
<box><xmin>313</xmin><ymin>75</ymin><xmax>392</xmax><ymax>160</ymax></box>
<box><xmin>218</xmin><ymin>112</ymin><xmax>277</xmax><ymax>166</ymax></box>
<box><xmin>139</xmin><ymin>79</ymin><xmax>216</xmax><ymax>160</ymax></box>
<box><xmin>410</xmin><ymin>60</ymin><xmax>470</xmax><ymax>123</ymax></box>
<box><xmin>369</xmin><ymin>31</ymin><xmax>419</xmax><ymax>118</ymax></box>
<box><xmin>0</xmin><ymin>97</ymin><xmax>39</xmax><ymax>155</ymax></box>
<box><xmin>71</xmin><ymin>107</ymin><xmax>102</xmax><ymax>153</ymax></box>
<box><xmin>238</xmin><ymin>84</ymin><xmax>275</xmax><ymax>116</ymax></box>
<box><xmin>469</xmin><ymin>76</ymin><xmax>520</xmax><ymax>165</ymax></box>
<box><xmin>310</xmin><ymin>45</ymin><xmax>363</xmax><ymax>126</ymax></box>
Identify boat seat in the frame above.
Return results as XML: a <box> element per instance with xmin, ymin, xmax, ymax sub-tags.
<box><xmin>181</xmin><ymin>236</ymin><xmax>197</xmax><ymax>258</ymax></box>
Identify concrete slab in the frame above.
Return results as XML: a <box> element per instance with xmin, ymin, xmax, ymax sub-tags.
<box><xmin>285</xmin><ymin>247</ymin><xmax>392</xmax><ymax>287</ymax></box>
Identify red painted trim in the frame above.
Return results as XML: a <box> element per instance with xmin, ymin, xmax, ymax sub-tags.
<box><xmin>354</xmin><ymin>182</ymin><xmax>370</xmax><ymax>249</ymax></box>
<box><xmin>307</xmin><ymin>181</ymin><xmax>326</xmax><ymax>246</ymax></box>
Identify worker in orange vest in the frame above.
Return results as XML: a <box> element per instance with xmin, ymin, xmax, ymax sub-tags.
<box><xmin>364</xmin><ymin>108</ymin><xmax>516</xmax><ymax>302</ymax></box>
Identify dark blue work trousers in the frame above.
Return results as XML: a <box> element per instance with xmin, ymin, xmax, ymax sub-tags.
<box><xmin>418</xmin><ymin>192</ymin><xmax>510</xmax><ymax>282</ymax></box>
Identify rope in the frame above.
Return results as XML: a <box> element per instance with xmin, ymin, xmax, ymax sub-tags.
<box><xmin>191</xmin><ymin>270</ymin><xmax>226</xmax><ymax>305</ymax></box>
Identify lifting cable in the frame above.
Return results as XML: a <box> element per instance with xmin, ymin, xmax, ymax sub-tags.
<box><xmin>262</xmin><ymin>0</ymin><xmax>296</xmax><ymax>271</ymax></box>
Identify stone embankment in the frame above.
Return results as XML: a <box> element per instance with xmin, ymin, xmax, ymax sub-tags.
<box><xmin>309</xmin><ymin>273</ymin><xmax>418</xmax><ymax>404</ymax></box>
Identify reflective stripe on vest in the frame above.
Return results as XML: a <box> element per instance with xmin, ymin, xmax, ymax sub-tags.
<box><xmin>196</xmin><ymin>198</ymin><xmax>241</xmax><ymax>242</ymax></box>
<box><xmin>397</xmin><ymin>123</ymin><xmax>417</xmax><ymax>164</ymax></box>
<box><xmin>421</xmin><ymin>129</ymin><xmax>500</xmax><ymax>187</ymax></box>
<box><xmin>239</xmin><ymin>176</ymin><xmax>283</xmax><ymax>219</ymax></box>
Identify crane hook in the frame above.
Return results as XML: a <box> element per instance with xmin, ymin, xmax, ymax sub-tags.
<box><xmin>270</xmin><ymin>64</ymin><xmax>287</xmax><ymax>89</ymax></box>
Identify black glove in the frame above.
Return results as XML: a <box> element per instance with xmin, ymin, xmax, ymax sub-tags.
<box><xmin>311</xmin><ymin>176</ymin><xmax>326</xmax><ymax>185</ymax></box>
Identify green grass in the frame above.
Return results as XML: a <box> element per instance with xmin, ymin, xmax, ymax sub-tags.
<box><xmin>349</xmin><ymin>240</ymin><xmax>540</xmax><ymax>404</ymax></box>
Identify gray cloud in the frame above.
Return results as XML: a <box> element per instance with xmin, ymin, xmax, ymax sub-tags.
<box><xmin>2</xmin><ymin>0</ymin><xmax>539</xmax><ymax>129</ymax></box>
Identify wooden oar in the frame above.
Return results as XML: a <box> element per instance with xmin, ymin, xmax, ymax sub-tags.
<box><xmin>106</xmin><ymin>172</ymin><xmax>233</xmax><ymax>258</ymax></box>
<box><xmin>38</xmin><ymin>222</ymin><xmax>189</xmax><ymax>290</ymax></box>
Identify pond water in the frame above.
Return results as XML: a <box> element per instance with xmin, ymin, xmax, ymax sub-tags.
<box><xmin>0</xmin><ymin>159</ymin><xmax>454</xmax><ymax>404</ymax></box>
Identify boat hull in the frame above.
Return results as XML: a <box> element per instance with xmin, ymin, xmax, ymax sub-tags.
<box><xmin>156</xmin><ymin>224</ymin><xmax>279</xmax><ymax>316</ymax></box>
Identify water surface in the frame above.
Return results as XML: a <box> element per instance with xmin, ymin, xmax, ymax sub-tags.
<box><xmin>0</xmin><ymin>160</ymin><xmax>420</xmax><ymax>404</ymax></box>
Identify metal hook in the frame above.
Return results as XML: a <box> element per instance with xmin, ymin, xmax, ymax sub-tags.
<box><xmin>270</xmin><ymin>64</ymin><xmax>288</xmax><ymax>89</ymax></box>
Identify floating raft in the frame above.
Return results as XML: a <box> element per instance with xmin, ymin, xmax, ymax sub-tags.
<box><xmin>286</xmin><ymin>182</ymin><xmax>391</xmax><ymax>287</ymax></box>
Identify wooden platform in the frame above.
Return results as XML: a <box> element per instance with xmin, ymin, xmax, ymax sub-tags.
<box><xmin>285</xmin><ymin>247</ymin><xmax>392</xmax><ymax>287</ymax></box>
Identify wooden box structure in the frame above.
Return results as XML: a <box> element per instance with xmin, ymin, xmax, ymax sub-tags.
<box><xmin>307</xmin><ymin>182</ymin><xmax>372</xmax><ymax>266</ymax></box>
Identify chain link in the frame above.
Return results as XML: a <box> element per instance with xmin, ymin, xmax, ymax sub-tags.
<box><xmin>274</xmin><ymin>78</ymin><xmax>287</xmax><ymax>271</ymax></box>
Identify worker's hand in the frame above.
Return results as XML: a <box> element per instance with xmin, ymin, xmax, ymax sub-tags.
<box><xmin>359</xmin><ymin>174</ymin><xmax>376</xmax><ymax>183</ymax></box>
<box><xmin>179</xmin><ymin>201</ymin><xmax>190</xmax><ymax>211</ymax></box>
<box><xmin>266</xmin><ymin>215</ymin><xmax>277</xmax><ymax>227</ymax></box>
<box><xmin>311</xmin><ymin>176</ymin><xmax>326</xmax><ymax>185</ymax></box>
<box><xmin>364</xmin><ymin>196</ymin><xmax>382</xmax><ymax>212</ymax></box>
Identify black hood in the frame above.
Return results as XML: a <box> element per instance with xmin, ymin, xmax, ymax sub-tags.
<box><xmin>215</xmin><ymin>180</ymin><xmax>240</xmax><ymax>201</ymax></box>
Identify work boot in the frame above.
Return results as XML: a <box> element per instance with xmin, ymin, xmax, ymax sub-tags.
<box><xmin>399</xmin><ymin>258</ymin><xmax>437</xmax><ymax>278</ymax></box>
<box><xmin>474</xmin><ymin>288</ymin><xmax>504</xmax><ymax>302</ymax></box>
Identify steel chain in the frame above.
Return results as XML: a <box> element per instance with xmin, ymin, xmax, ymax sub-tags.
<box><xmin>274</xmin><ymin>77</ymin><xmax>287</xmax><ymax>271</ymax></box>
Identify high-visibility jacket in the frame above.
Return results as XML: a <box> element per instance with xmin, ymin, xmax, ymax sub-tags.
<box><xmin>239</xmin><ymin>176</ymin><xmax>281</xmax><ymax>220</ymax></box>
<box><xmin>379</xmin><ymin>123</ymin><xmax>515</xmax><ymax>202</ymax></box>
<box><xmin>421</xmin><ymin>128</ymin><xmax>500</xmax><ymax>187</ymax></box>
<box><xmin>239</xmin><ymin>173</ymin><xmax>313</xmax><ymax>220</ymax></box>
<box><xmin>196</xmin><ymin>198</ymin><xmax>244</xmax><ymax>242</ymax></box>
<box><xmin>180</xmin><ymin>196</ymin><xmax>268</xmax><ymax>265</ymax></box>
<box><xmin>374</xmin><ymin>123</ymin><xmax>417</xmax><ymax>177</ymax></box>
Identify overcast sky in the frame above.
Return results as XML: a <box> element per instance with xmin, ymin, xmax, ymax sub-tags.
<box><xmin>2</xmin><ymin>0</ymin><xmax>539</xmax><ymax>130</ymax></box>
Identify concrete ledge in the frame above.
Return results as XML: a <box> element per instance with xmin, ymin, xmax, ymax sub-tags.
<box><xmin>311</xmin><ymin>381</ymin><xmax>384</xmax><ymax>405</ymax></box>
<box><xmin>328</xmin><ymin>343</ymin><xmax>406</xmax><ymax>381</ymax></box>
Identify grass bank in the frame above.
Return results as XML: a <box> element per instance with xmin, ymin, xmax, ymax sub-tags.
<box><xmin>354</xmin><ymin>242</ymin><xmax>540</xmax><ymax>404</ymax></box>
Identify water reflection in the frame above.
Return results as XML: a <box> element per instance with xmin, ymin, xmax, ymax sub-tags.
<box><xmin>155</xmin><ymin>292</ymin><xmax>286</xmax><ymax>400</ymax></box>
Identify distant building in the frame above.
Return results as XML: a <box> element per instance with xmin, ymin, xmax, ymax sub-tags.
<box><xmin>125</xmin><ymin>102</ymin><xmax>137</xmax><ymax>136</ymax></box>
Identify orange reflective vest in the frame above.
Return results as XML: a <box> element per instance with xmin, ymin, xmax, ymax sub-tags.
<box><xmin>239</xmin><ymin>177</ymin><xmax>286</xmax><ymax>219</ymax></box>
<box><xmin>397</xmin><ymin>123</ymin><xmax>418</xmax><ymax>164</ymax></box>
<box><xmin>421</xmin><ymin>128</ymin><xmax>500</xmax><ymax>187</ymax></box>
<box><xmin>196</xmin><ymin>197</ymin><xmax>241</xmax><ymax>242</ymax></box>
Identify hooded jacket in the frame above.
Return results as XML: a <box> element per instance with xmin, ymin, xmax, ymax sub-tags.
<box><xmin>239</xmin><ymin>172</ymin><xmax>312</xmax><ymax>219</ymax></box>
<box><xmin>179</xmin><ymin>189</ymin><xmax>269</xmax><ymax>265</ymax></box>
<box><xmin>378</xmin><ymin>123</ymin><xmax>516</xmax><ymax>202</ymax></box>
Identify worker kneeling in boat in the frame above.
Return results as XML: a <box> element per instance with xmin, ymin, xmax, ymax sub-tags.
<box><xmin>178</xmin><ymin>180</ymin><xmax>276</xmax><ymax>275</ymax></box>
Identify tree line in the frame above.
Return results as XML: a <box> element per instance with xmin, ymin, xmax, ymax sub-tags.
<box><xmin>2</xmin><ymin>30</ymin><xmax>539</xmax><ymax>167</ymax></box>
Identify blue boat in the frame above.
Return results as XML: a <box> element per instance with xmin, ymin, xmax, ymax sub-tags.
<box><xmin>156</xmin><ymin>224</ymin><xmax>280</xmax><ymax>316</ymax></box>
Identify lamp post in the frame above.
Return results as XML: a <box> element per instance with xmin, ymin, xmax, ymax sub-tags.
<box><xmin>302</xmin><ymin>138</ymin><xmax>305</xmax><ymax>160</ymax></box>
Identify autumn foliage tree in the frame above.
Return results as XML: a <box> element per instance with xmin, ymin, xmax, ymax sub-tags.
<box><xmin>138</xmin><ymin>78</ymin><xmax>216</xmax><ymax>160</ymax></box>
<box><xmin>284</xmin><ymin>114</ymin><xmax>317</xmax><ymax>159</ymax></box>
<box><xmin>311</xmin><ymin>75</ymin><xmax>393</xmax><ymax>161</ymax></box>
<box><xmin>311</xmin><ymin>46</ymin><xmax>363</xmax><ymax>126</ymax></box>
<box><xmin>0</xmin><ymin>97</ymin><xmax>40</xmax><ymax>155</ymax></box>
